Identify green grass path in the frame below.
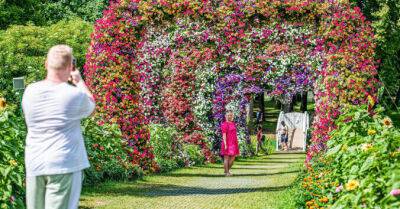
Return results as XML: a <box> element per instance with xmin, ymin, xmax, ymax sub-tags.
<box><xmin>79</xmin><ymin>153</ymin><xmax>305</xmax><ymax>209</ymax></box>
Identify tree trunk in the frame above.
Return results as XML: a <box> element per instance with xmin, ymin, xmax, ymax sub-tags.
<box><xmin>283</xmin><ymin>95</ymin><xmax>296</xmax><ymax>113</ymax></box>
<box><xmin>259</xmin><ymin>91</ymin><xmax>265</xmax><ymax>124</ymax></box>
<box><xmin>300</xmin><ymin>91</ymin><xmax>308</xmax><ymax>112</ymax></box>
<box><xmin>275</xmin><ymin>98</ymin><xmax>281</xmax><ymax>109</ymax></box>
<box><xmin>246</xmin><ymin>98</ymin><xmax>254</xmax><ymax>133</ymax></box>
<box><xmin>289</xmin><ymin>95</ymin><xmax>295</xmax><ymax>112</ymax></box>
<box><xmin>396</xmin><ymin>86</ymin><xmax>400</xmax><ymax>106</ymax></box>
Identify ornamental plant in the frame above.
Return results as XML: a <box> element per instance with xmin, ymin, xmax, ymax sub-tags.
<box><xmin>82</xmin><ymin>118</ymin><xmax>144</xmax><ymax>184</ymax></box>
<box><xmin>296</xmin><ymin>105</ymin><xmax>400</xmax><ymax>208</ymax></box>
<box><xmin>0</xmin><ymin>108</ymin><xmax>25</xmax><ymax>208</ymax></box>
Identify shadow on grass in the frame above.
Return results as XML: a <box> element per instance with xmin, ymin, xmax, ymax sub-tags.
<box><xmin>78</xmin><ymin>206</ymin><xmax>95</xmax><ymax>209</ymax></box>
<box><xmin>84</xmin><ymin>183</ymin><xmax>290</xmax><ymax>197</ymax></box>
<box><xmin>162</xmin><ymin>170</ymin><xmax>300</xmax><ymax>178</ymax></box>
<box><xmin>236</xmin><ymin>160</ymin><xmax>301</xmax><ymax>164</ymax></box>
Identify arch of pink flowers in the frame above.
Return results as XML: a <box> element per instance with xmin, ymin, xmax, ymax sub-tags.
<box><xmin>84</xmin><ymin>0</ymin><xmax>378</xmax><ymax>170</ymax></box>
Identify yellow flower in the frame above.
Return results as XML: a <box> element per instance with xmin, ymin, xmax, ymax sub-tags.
<box><xmin>367</xmin><ymin>129</ymin><xmax>376</xmax><ymax>135</ymax></box>
<box><xmin>9</xmin><ymin>160</ymin><xmax>17</xmax><ymax>166</ymax></box>
<box><xmin>0</xmin><ymin>97</ymin><xmax>6</xmax><ymax>110</ymax></box>
<box><xmin>361</xmin><ymin>143</ymin><xmax>373</xmax><ymax>151</ymax></box>
<box><xmin>306</xmin><ymin>200</ymin><xmax>314</xmax><ymax>206</ymax></box>
<box><xmin>382</xmin><ymin>117</ymin><xmax>393</xmax><ymax>128</ymax></box>
<box><xmin>345</xmin><ymin>179</ymin><xmax>359</xmax><ymax>191</ymax></box>
<box><xmin>319</xmin><ymin>196</ymin><xmax>329</xmax><ymax>203</ymax></box>
<box><xmin>367</xmin><ymin>95</ymin><xmax>375</xmax><ymax>106</ymax></box>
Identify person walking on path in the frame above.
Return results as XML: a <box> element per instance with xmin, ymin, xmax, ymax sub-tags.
<box><xmin>22</xmin><ymin>45</ymin><xmax>95</xmax><ymax>209</ymax></box>
<box><xmin>221</xmin><ymin>111</ymin><xmax>240</xmax><ymax>176</ymax></box>
<box><xmin>256</xmin><ymin>125</ymin><xmax>268</xmax><ymax>155</ymax></box>
<box><xmin>279</xmin><ymin>121</ymin><xmax>289</xmax><ymax>151</ymax></box>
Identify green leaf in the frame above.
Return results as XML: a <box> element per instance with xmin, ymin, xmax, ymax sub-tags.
<box><xmin>360</xmin><ymin>156</ymin><xmax>375</xmax><ymax>173</ymax></box>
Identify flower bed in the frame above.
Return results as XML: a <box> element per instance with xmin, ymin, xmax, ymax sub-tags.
<box><xmin>295</xmin><ymin>105</ymin><xmax>400</xmax><ymax>208</ymax></box>
<box><xmin>0</xmin><ymin>108</ymin><xmax>25</xmax><ymax>208</ymax></box>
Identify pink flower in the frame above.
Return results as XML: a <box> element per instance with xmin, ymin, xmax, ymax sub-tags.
<box><xmin>390</xmin><ymin>189</ymin><xmax>400</xmax><ymax>197</ymax></box>
<box><xmin>335</xmin><ymin>185</ymin><xmax>343</xmax><ymax>193</ymax></box>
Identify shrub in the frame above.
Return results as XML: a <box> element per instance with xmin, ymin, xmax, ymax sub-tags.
<box><xmin>149</xmin><ymin>124</ymin><xmax>206</xmax><ymax>172</ymax></box>
<box><xmin>0</xmin><ymin>107</ymin><xmax>26</xmax><ymax>208</ymax></box>
<box><xmin>0</xmin><ymin>18</ymin><xmax>93</xmax><ymax>102</ymax></box>
<box><xmin>0</xmin><ymin>0</ymin><xmax>108</xmax><ymax>29</ymax></box>
<box><xmin>149</xmin><ymin>124</ymin><xmax>181</xmax><ymax>172</ymax></box>
<box><xmin>296</xmin><ymin>105</ymin><xmax>400</xmax><ymax>208</ymax></box>
<box><xmin>183</xmin><ymin>144</ymin><xmax>206</xmax><ymax>166</ymax></box>
<box><xmin>82</xmin><ymin>118</ymin><xmax>143</xmax><ymax>185</ymax></box>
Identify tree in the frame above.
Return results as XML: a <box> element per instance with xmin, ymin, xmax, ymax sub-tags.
<box><xmin>0</xmin><ymin>0</ymin><xmax>109</xmax><ymax>29</ymax></box>
<box><xmin>351</xmin><ymin>0</ymin><xmax>400</xmax><ymax>108</ymax></box>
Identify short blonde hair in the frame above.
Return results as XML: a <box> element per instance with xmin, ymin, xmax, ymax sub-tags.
<box><xmin>46</xmin><ymin>45</ymin><xmax>73</xmax><ymax>71</ymax></box>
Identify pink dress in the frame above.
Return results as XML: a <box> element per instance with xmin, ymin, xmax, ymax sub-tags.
<box><xmin>220</xmin><ymin>121</ymin><xmax>240</xmax><ymax>156</ymax></box>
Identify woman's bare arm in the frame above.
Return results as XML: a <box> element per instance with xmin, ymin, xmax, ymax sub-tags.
<box><xmin>223</xmin><ymin>133</ymin><xmax>227</xmax><ymax>149</ymax></box>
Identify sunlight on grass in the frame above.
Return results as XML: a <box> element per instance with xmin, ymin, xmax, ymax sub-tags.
<box><xmin>79</xmin><ymin>153</ymin><xmax>305</xmax><ymax>209</ymax></box>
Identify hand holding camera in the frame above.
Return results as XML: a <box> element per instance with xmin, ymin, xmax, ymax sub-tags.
<box><xmin>69</xmin><ymin>58</ymin><xmax>82</xmax><ymax>85</ymax></box>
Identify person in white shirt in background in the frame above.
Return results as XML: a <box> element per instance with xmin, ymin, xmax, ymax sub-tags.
<box><xmin>22</xmin><ymin>45</ymin><xmax>95</xmax><ymax>209</ymax></box>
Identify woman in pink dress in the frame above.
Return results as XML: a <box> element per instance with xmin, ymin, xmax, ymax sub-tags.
<box><xmin>221</xmin><ymin>111</ymin><xmax>240</xmax><ymax>176</ymax></box>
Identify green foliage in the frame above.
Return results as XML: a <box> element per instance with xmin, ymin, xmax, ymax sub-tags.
<box><xmin>38</xmin><ymin>0</ymin><xmax>109</xmax><ymax>25</ymax></box>
<box><xmin>0</xmin><ymin>18</ymin><xmax>93</xmax><ymax>102</ymax></box>
<box><xmin>0</xmin><ymin>107</ymin><xmax>26</xmax><ymax>208</ymax></box>
<box><xmin>351</xmin><ymin>0</ymin><xmax>400</xmax><ymax>108</ymax></box>
<box><xmin>295</xmin><ymin>105</ymin><xmax>400</xmax><ymax>208</ymax></box>
<box><xmin>326</xmin><ymin>105</ymin><xmax>400</xmax><ymax>208</ymax></box>
<box><xmin>183</xmin><ymin>144</ymin><xmax>206</xmax><ymax>166</ymax></box>
<box><xmin>149</xmin><ymin>124</ymin><xmax>206</xmax><ymax>172</ymax></box>
<box><xmin>82</xmin><ymin>118</ymin><xmax>143</xmax><ymax>185</ymax></box>
<box><xmin>149</xmin><ymin>124</ymin><xmax>180</xmax><ymax>172</ymax></box>
<box><xmin>0</xmin><ymin>0</ymin><xmax>108</xmax><ymax>29</ymax></box>
<box><xmin>0</xmin><ymin>0</ymin><xmax>37</xmax><ymax>29</ymax></box>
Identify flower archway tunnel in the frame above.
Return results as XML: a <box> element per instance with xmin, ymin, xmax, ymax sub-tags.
<box><xmin>84</xmin><ymin>0</ymin><xmax>378</xmax><ymax>170</ymax></box>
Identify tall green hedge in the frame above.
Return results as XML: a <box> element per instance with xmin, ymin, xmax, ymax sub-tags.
<box><xmin>0</xmin><ymin>0</ymin><xmax>108</xmax><ymax>29</ymax></box>
<box><xmin>0</xmin><ymin>18</ymin><xmax>93</xmax><ymax>102</ymax></box>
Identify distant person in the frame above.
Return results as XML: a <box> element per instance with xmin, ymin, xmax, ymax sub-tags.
<box><xmin>256</xmin><ymin>110</ymin><xmax>263</xmax><ymax>125</ymax></box>
<box><xmin>221</xmin><ymin>111</ymin><xmax>240</xmax><ymax>176</ymax></box>
<box><xmin>256</xmin><ymin>125</ymin><xmax>268</xmax><ymax>155</ymax></box>
<box><xmin>278</xmin><ymin>121</ymin><xmax>289</xmax><ymax>151</ymax></box>
<box><xmin>22</xmin><ymin>45</ymin><xmax>95</xmax><ymax>209</ymax></box>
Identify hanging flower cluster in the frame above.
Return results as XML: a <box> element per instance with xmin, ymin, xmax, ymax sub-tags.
<box><xmin>84</xmin><ymin>1</ymin><xmax>156</xmax><ymax>170</ymax></box>
<box><xmin>162</xmin><ymin>45</ymin><xmax>215</xmax><ymax>161</ymax></box>
<box><xmin>136</xmin><ymin>23</ymin><xmax>172</xmax><ymax>124</ymax></box>
<box><xmin>212</xmin><ymin>73</ymin><xmax>253</xmax><ymax>156</ymax></box>
<box><xmin>308</xmin><ymin>4</ymin><xmax>379</xmax><ymax>162</ymax></box>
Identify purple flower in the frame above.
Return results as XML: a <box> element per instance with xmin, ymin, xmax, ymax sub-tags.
<box><xmin>390</xmin><ymin>189</ymin><xmax>400</xmax><ymax>197</ymax></box>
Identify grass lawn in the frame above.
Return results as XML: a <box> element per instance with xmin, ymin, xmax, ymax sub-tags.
<box><xmin>79</xmin><ymin>153</ymin><xmax>305</xmax><ymax>209</ymax></box>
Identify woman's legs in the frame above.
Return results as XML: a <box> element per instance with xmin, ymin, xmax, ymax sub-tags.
<box><xmin>224</xmin><ymin>155</ymin><xmax>229</xmax><ymax>174</ymax></box>
<box><xmin>228</xmin><ymin>156</ymin><xmax>236</xmax><ymax>171</ymax></box>
<box><xmin>256</xmin><ymin>142</ymin><xmax>260</xmax><ymax>155</ymax></box>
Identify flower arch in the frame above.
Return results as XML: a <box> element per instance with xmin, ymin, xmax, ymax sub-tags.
<box><xmin>84</xmin><ymin>0</ymin><xmax>378</xmax><ymax>170</ymax></box>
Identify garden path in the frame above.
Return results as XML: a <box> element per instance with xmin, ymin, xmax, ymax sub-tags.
<box><xmin>79</xmin><ymin>152</ymin><xmax>305</xmax><ymax>209</ymax></box>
